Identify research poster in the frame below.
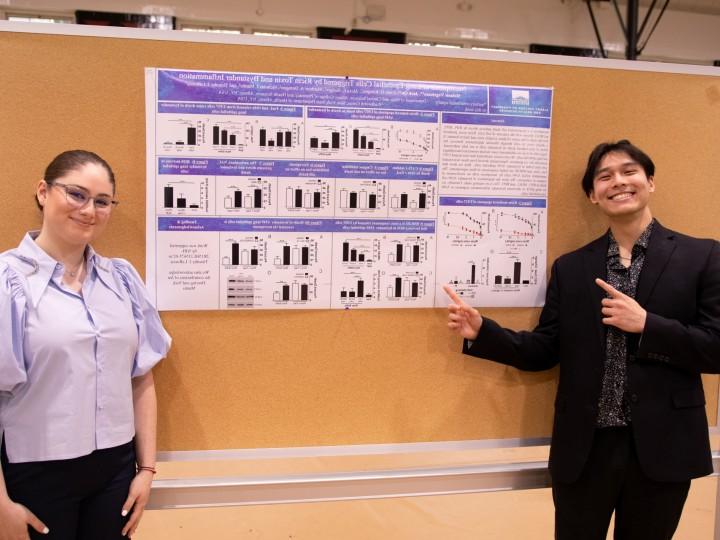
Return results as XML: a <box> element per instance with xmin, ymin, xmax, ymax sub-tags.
<box><xmin>145</xmin><ymin>68</ymin><xmax>552</xmax><ymax>311</ymax></box>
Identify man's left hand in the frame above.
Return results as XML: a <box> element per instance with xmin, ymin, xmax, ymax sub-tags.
<box><xmin>595</xmin><ymin>278</ymin><xmax>647</xmax><ymax>334</ymax></box>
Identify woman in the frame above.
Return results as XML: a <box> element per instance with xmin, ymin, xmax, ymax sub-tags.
<box><xmin>0</xmin><ymin>150</ymin><xmax>171</xmax><ymax>539</ymax></box>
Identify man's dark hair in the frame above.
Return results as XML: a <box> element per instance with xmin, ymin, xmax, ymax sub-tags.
<box><xmin>581</xmin><ymin>140</ymin><xmax>655</xmax><ymax>197</ymax></box>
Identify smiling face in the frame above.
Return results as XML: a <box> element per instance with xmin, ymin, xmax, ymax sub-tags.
<box><xmin>36</xmin><ymin>162</ymin><xmax>115</xmax><ymax>250</ymax></box>
<box><xmin>589</xmin><ymin>151</ymin><xmax>655</xmax><ymax>222</ymax></box>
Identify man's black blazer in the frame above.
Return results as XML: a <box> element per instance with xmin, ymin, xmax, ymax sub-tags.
<box><xmin>464</xmin><ymin>221</ymin><xmax>720</xmax><ymax>483</ymax></box>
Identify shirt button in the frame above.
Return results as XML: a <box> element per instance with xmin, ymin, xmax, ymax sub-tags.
<box><xmin>630</xmin><ymin>394</ymin><xmax>639</xmax><ymax>404</ymax></box>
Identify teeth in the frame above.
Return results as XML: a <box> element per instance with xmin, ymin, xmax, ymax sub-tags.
<box><xmin>611</xmin><ymin>192</ymin><xmax>633</xmax><ymax>200</ymax></box>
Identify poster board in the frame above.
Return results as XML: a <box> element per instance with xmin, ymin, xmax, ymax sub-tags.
<box><xmin>0</xmin><ymin>26</ymin><xmax>717</xmax><ymax>450</ymax></box>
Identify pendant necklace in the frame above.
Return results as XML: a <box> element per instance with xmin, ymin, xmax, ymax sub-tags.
<box><xmin>66</xmin><ymin>258</ymin><xmax>85</xmax><ymax>278</ymax></box>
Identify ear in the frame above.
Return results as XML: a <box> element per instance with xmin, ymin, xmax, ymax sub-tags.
<box><xmin>647</xmin><ymin>175</ymin><xmax>655</xmax><ymax>193</ymax></box>
<box><xmin>36</xmin><ymin>180</ymin><xmax>49</xmax><ymax>207</ymax></box>
<box><xmin>588</xmin><ymin>189</ymin><xmax>599</xmax><ymax>205</ymax></box>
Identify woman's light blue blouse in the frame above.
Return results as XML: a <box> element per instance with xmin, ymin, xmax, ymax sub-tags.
<box><xmin>0</xmin><ymin>232</ymin><xmax>171</xmax><ymax>463</ymax></box>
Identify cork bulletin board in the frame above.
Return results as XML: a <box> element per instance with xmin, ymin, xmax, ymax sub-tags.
<box><xmin>1</xmin><ymin>27</ymin><xmax>718</xmax><ymax>451</ymax></box>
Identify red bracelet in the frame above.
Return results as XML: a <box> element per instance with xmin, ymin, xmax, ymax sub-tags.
<box><xmin>136</xmin><ymin>465</ymin><xmax>157</xmax><ymax>475</ymax></box>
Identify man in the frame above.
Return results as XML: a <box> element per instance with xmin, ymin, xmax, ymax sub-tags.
<box><xmin>444</xmin><ymin>140</ymin><xmax>720</xmax><ymax>539</ymax></box>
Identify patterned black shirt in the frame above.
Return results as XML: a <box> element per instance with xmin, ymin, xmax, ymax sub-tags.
<box><xmin>596</xmin><ymin>219</ymin><xmax>655</xmax><ymax>427</ymax></box>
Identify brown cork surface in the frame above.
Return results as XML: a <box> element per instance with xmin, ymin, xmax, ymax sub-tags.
<box><xmin>1</xmin><ymin>32</ymin><xmax>717</xmax><ymax>450</ymax></box>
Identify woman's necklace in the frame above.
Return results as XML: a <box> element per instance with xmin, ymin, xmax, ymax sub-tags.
<box><xmin>65</xmin><ymin>257</ymin><xmax>85</xmax><ymax>278</ymax></box>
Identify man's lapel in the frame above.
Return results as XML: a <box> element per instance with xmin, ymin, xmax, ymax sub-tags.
<box><xmin>636</xmin><ymin>221</ymin><xmax>676</xmax><ymax>306</ymax></box>
<box><xmin>583</xmin><ymin>232</ymin><xmax>609</xmax><ymax>354</ymax></box>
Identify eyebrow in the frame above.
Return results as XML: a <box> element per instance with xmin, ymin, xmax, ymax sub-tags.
<box><xmin>63</xmin><ymin>183</ymin><xmax>114</xmax><ymax>198</ymax></box>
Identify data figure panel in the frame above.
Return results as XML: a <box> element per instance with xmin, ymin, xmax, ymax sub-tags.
<box><xmin>335</xmin><ymin>270</ymin><xmax>380</xmax><ymax>308</ymax></box>
<box><xmin>387</xmin><ymin>180</ymin><xmax>437</xmax><ymax>218</ymax></box>
<box><xmin>220</xmin><ymin>234</ymin><xmax>268</xmax><ymax>269</ymax></box>
<box><xmin>436</xmin><ymin>197</ymin><xmax>547</xmax><ymax>307</ymax></box>
<box><xmin>331</xmin><ymin>234</ymin><xmax>381</xmax><ymax>308</ymax></box>
<box><xmin>270</xmin><ymin>272</ymin><xmax>321</xmax><ymax>307</ymax></box>
<box><xmin>157</xmin><ymin>175</ymin><xmax>212</xmax><ymax>215</ymax></box>
<box><xmin>216</xmin><ymin>176</ymin><xmax>275</xmax><ymax>216</ymax></box>
<box><xmin>383</xmin><ymin>270</ymin><xmax>432</xmax><ymax>306</ymax></box>
<box><xmin>278</xmin><ymin>177</ymin><xmax>335</xmax><ymax>217</ymax></box>
<box><xmin>156</xmin><ymin>105</ymin><xmax>304</xmax><ymax>159</ymax></box>
<box><xmin>157</xmin><ymin>117</ymin><xmax>204</xmax><ymax>154</ymax></box>
<box><xmin>306</xmin><ymin>107</ymin><xmax>439</xmax><ymax>163</ymax></box>
<box><xmin>384</xmin><ymin>235</ymin><xmax>430</xmax><ymax>266</ymax></box>
<box><xmin>269</xmin><ymin>233</ymin><xmax>329</xmax><ymax>269</ymax></box>
<box><xmin>335</xmin><ymin>179</ymin><xmax>387</xmax><ymax>216</ymax></box>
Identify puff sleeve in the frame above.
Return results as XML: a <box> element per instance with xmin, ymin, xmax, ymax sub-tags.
<box><xmin>113</xmin><ymin>259</ymin><xmax>171</xmax><ymax>377</ymax></box>
<box><xmin>0</xmin><ymin>263</ymin><xmax>28</xmax><ymax>394</ymax></box>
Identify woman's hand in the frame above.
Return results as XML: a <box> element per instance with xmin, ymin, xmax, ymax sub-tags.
<box><xmin>120</xmin><ymin>470</ymin><xmax>153</xmax><ymax>537</ymax></box>
<box><xmin>0</xmin><ymin>499</ymin><xmax>48</xmax><ymax>540</ymax></box>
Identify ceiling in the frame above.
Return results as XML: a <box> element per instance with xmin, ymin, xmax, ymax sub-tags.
<box><xmin>7</xmin><ymin>0</ymin><xmax>720</xmax><ymax>18</ymax></box>
<box><xmin>634</xmin><ymin>0</ymin><xmax>720</xmax><ymax>15</ymax></box>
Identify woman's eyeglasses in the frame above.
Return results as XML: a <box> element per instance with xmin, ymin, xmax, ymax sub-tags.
<box><xmin>51</xmin><ymin>182</ymin><xmax>119</xmax><ymax>213</ymax></box>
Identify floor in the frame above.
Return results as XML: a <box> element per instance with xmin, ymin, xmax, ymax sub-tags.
<box><xmin>135</xmin><ymin>466</ymin><xmax>717</xmax><ymax>538</ymax></box>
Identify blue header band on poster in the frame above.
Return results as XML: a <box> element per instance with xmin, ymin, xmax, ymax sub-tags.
<box><xmin>157</xmin><ymin>70</ymin><xmax>498</xmax><ymax>114</ymax></box>
<box><xmin>158</xmin><ymin>102</ymin><xmax>303</xmax><ymax>117</ymax></box>
<box><xmin>441</xmin><ymin>113</ymin><xmax>551</xmax><ymax>128</ymax></box>
<box><xmin>439</xmin><ymin>197</ymin><xmax>547</xmax><ymax>208</ymax></box>
<box><xmin>158</xmin><ymin>158</ymin><xmax>437</xmax><ymax>180</ymax></box>
<box><xmin>307</xmin><ymin>107</ymin><xmax>438</xmax><ymax>123</ymax></box>
<box><xmin>158</xmin><ymin>217</ymin><xmax>436</xmax><ymax>233</ymax></box>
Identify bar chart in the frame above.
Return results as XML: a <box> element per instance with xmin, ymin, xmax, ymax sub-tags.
<box><xmin>221</xmin><ymin>236</ymin><xmax>267</xmax><ymax>267</ymax></box>
<box><xmin>443</xmin><ymin>258</ymin><xmax>488</xmax><ymax>300</ymax></box>
<box><xmin>304</xmin><ymin>116</ymin><xmax>438</xmax><ymax>162</ymax></box>
<box><xmin>333</xmin><ymin>269</ymin><xmax>380</xmax><ymax>307</ymax></box>
<box><xmin>272</xmin><ymin>274</ymin><xmax>316</xmax><ymax>303</ymax></box>
<box><xmin>219</xmin><ymin>177</ymin><xmax>273</xmax><ymax>214</ymax></box>
<box><xmin>159</xmin><ymin>118</ymin><xmax>204</xmax><ymax>153</ymax></box>
<box><xmin>349</xmin><ymin>126</ymin><xmax>386</xmax><ymax>153</ymax></box>
<box><xmin>272</xmin><ymin>237</ymin><xmax>317</xmax><ymax>267</ymax></box>
<box><xmin>490</xmin><ymin>255</ymin><xmax>538</xmax><ymax>287</ymax></box>
<box><xmin>339</xmin><ymin>237</ymin><xmax>381</xmax><ymax>265</ymax></box>
<box><xmin>447</xmin><ymin>259</ymin><xmax>489</xmax><ymax>287</ymax></box>
<box><xmin>336</xmin><ymin>180</ymin><xmax>386</xmax><ymax>214</ymax></box>
<box><xmin>209</xmin><ymin>120</ymin><xmax>248</xmax><ymax>150</ymax></box>
<box><xmin>385</xmin><ymin>271</ymin><xmax>427</xmax><ymax>300</ymax></box>
<box><xmin>280</xmin><ymin>178</ymin><xmax>333</xmax><ymax>215</ymax></box>
<box><xmin>386</xmin><ymin>237</ymin><xmax>427</xmax><ymax>264</ymax></box>
<box><xmin>159</xmin><ymin>114</ymin><xmax>304</xmax><ymax>157</ymax></box>
<box><xmin>159</xmin><ymin>177</ymin><xmax>210</xmax><ymax>213</ymax></box>
<box><xmin>306</xmin><ymin>124</ymin><xmax>388</xmax><ymax>154</ymax></box>
<box><xmin>308</xmin><ymin>125</ymin><xmax>343</xmax><ymax>153</ymax></box>
<box><xmin>252</xmin><ymin>120</ymin><xmax>302</xmax><ymax>156</ymax></box>
<box><xmin>258</xmin><ymin>127</ymin><xmax>294</xmax><ymax>148</ymax></box>
<box><xmin>388</xmin><ymin>181</ymin><xmax>436</xmax><ymax>216</ymax></box>
<box><xmin>339</xmin><ymin>277</ymin><xmax>375</xmax><ymax>301</ymax></box>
